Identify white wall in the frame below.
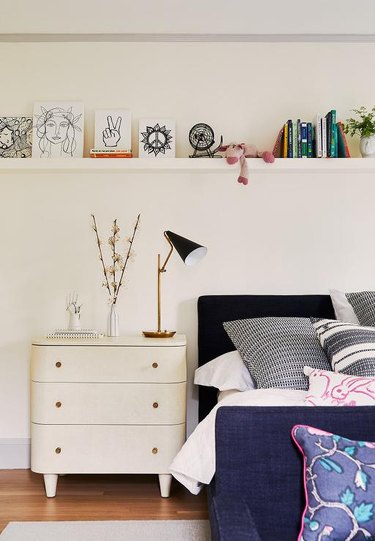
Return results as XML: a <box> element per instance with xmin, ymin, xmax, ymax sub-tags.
<box><xmin>1</xmin><ymin>1</ymin><xmax>375</xmax><ymax>36</ymax></box>
<box><xmin>1</xmin><ymin>41</ymin><xmax>375</xmax><ymax>460</ymax></box>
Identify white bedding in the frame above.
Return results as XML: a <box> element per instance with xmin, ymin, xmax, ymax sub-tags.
<box><xmin>169</xmin><ymin>388</ymin><xmax>307</xmax><ymax>494</ymax></box>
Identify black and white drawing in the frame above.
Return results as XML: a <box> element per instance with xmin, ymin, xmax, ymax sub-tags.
<box><xmin>94</xmin><ymin>110</ymin><xmax>132</xmax><ymax>150</ymax></box>
<box><xmin>0</xmin><ymin>117</ymin><xmax>32</xmax><ymax>158</ymax></box>
<box><xmin>32</xmin><ymin>101</ymin><xmax>84</xmax><ymax>158</ymax></box>
<box><xmin>139</xmin><ymin>119</ymin><xmax>175</xmax><ymax>158</ymax></box>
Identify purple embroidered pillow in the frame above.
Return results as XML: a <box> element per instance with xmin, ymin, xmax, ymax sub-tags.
<box><xmin>292</xmin><ymin>425</ymin><xmax>375</xmax><ymax>541</ymax></box>
<box><xmin>304</xmin><ymin>366</ymin><xmax>375</xmax><ymax>406</ymax></box>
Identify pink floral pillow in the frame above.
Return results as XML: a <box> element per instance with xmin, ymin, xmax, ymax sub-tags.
<box><xmin>304</xmin><ymin>366</ymin><xmax>375</xmax><ymax>406</ymax></box>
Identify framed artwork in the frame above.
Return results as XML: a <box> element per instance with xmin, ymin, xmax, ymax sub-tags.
<box><xmin>32</xmin><ymin>101</ymin><xmax>84</xmax><ymax>158</ymax></box>
<box><xmin>94</xmin><ymin>110</ymin><xmax>132</xmax><ymax>150</ymax></box>
<box><xmin>138</xmin><ymin>119</ymin><xmax>175</xmax><ymax>158</ymax></box>
<box><xmin>0</xmin><ymin>117</ymin><xmax>32</xmax><ymax>158</ymax></box>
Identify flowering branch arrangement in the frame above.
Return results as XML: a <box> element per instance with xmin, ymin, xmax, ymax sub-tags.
<box><xmin>91</xmin><ymin>214</ymin><xmax>141</xmax><ymax>305</ymax></box>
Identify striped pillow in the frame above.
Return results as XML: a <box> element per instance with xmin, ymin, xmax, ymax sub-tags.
<box><xmin>312</xmin><ymin>318</ymin><xmax>375</xmax><ymax>376</ymax></box>
<box><xmin>346</xmin><ymin>291</ymin><xmax>375</xmax><ymax>326</ymax></box>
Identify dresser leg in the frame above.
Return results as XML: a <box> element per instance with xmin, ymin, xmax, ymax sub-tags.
<box><xmin>158</xmin><ymin>474</ymin><xmax>172</xmax><ymax>498</ymax></box>
<box><xmin>44</xmin><ymin>474</ymin><xmax>58</xmax><ymax>497</ymax></box>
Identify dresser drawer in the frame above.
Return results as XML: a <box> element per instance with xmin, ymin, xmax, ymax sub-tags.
<box><xmin>31</xmin><ymin>423</ymin><xmax>185</xmax><ymax>474</ymax></box>
<box><xmin>31</xmin><ymin>382</ymin><xmax>186</xmax><ymax>424</ymax></box>
<box><xmin>31</xmin><ymin>345</ymin><xmax>186</xmax><ymax>383</ymax></box>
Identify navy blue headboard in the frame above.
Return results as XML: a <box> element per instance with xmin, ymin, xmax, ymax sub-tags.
<box><xmin>197</xmin><ymin>294</ymin><xmax>335</xmax><ymax>421</ymax></box>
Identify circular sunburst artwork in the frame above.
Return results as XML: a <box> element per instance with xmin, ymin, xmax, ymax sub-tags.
<box><xmin>140</xmin><ymin>122</ymin><xmax>174</xmax><ymax>157</ymax></box>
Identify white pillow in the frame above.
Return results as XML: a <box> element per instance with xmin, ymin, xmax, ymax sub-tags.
<box><xmin>194</xmin><ymin>350</ymin><xmax>255</xmax><ymax>392</ymax></box>
<box><xmin>329</xmin><ymin>289</ymin><xmax>359</xmax><ymax>324</ymax></box>
<box><xmin>304</xmin><ymin>365</ymin><xmax>375</xmax><ymax>406</ymax></box>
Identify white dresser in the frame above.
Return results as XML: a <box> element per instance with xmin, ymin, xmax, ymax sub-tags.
<box><xmin>31</xmin><ymin>335</ymin><xmax>186</xmax><ymax>498</ymax></box>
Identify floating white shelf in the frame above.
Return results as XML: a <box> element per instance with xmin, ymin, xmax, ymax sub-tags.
<box><xmin>0</xmin><ymin>157</ymin><xmax>372</xmax><ymax>174</ymax></box>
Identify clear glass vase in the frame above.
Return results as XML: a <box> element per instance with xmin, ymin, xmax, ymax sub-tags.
<box><xmin>107</xmin><ymin>304</ymin><xmax>119</xmax><ymax>337</ymax></box>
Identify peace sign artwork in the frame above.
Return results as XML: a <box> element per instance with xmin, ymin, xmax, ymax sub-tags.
<box><xmin>94</xmin><ymin>110</ymin><xmax>132</xmax><ymax>150</ymax></box>
<box><xmin>139</xmin><ymin>119</ymin><xmax>176</xmax><ymax>158</ymax></box>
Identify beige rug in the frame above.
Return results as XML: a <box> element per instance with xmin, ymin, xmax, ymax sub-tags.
<box><xmin>0</xmin><ymin>520</ymin><xmax>211</xmax><ymax>540</ymax></box>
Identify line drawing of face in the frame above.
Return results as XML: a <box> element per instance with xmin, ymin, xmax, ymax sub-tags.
<box><xmin>45</xmin><ymin>115</ymin><xmax>70</xmax><ymax>144</ymax></box>
<box><xmin>35</xmin><ymin>106</ymin><xmax>82</xmax><ymax>157</ymax></box>
<box><xmin>0</xmin><ymin>127</ymin><xmax>14</xmax><ymax>149</ymax></box>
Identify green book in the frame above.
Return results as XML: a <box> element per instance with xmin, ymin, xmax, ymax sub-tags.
<box><xmin>293</xmin><ymin>122</ymin><xmax>297</xmax><ymax>158</ymax></box>
<box><xmin>331</xmin><ymin>110</ymin><xmax>337</xmax><ymax>157</ymax></box>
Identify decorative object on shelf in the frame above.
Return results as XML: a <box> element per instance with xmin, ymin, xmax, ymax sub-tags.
<box><xmin>143</xmin><ymin>231</ymin><xmax>207</xmax><ymax>338</ymax></box>
<box><xmin>220</xmin><ymin>143</ymin><xmax>274</xmax><ymax>185</ymax></box>
<box><xmin>274</xmin><ymin>110</ymin><xmax>351</xmax><ymax>159</ymax></box>
<box><xmin>91</xmin><ymin>214</ymin><xmax>141</xmax><ymax>337</ymax></box>
<box><xmin>344</xmin><ymin>106</ymin><xmax>375</xmax><ymax>158</ymax></box>
<box><xmin>189</xmin><ymin>123</ymin><xmax>223</xmax><ymax>158</ymax></box>
<box><xmin>32</xmin><ymin>101</ymin><xmax>84</xmax><ymax>158</ymax></box>
<box><xmin>94</xmin><ymin>110</ymin><xmax>132</xmax><ymax>151</ymax></box>
<box><xmin>89</xmin><ymin>149</ymin><xmax>133</xmax><ymax>158</ymax></box>
<box><xmin>139</xmin><ymin>119</ymin><xmax>175</xmax><ymax>158</ymax></box>
<box><xmin>66</xmin><ymin>292</ymin><xmax>82</xmax><ymax>330</ymax></box>
<box><xmin>46</xmin><ymin>329</ymin><xmax>103</xmax><ymax>339</ymax></box>
<box><xmin>0</xmin><ymin>117</ymin><xmax>32</xmax><ymax>158</ymax></box>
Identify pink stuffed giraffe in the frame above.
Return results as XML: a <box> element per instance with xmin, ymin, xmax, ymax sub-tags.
<box><xmin>220</xmin><ymin>143</ymin><xmax>274</xmax><ymax>185</ymax></box>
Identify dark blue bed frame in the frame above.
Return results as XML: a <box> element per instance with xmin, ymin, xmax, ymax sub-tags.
<box><xmin>197</xmin><ymin>294</ymin><xmax>335</xmax><ymax>421</ymax></box>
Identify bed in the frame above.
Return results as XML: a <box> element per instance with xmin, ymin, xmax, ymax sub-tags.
<box><xmin>197</xmin><ymin>294</ymin><xmax>335</xmax><ymax>421</ymax></box>
<box><xmin>170</xmin><ymin>294</ymin><xmax>375</xmax><ymax>540</ymax></box>
<box><xmin>189</xmin><ymin>294</ymin><xmax>375</xmax><ymax>540</ymax></box>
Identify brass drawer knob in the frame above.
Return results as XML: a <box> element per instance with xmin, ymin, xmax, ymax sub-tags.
<box><xmin>55</xmin><ymin>447</ymin><xmax>62</xmax><ymax>454</ymax></box>
<box><xmin>55</xmin><ymin>401</ymin><xmax>62</xmax><ymax>408</ymax></box>
<box><xmin>152</xmin><ymin>362</ymin><xmax>158</xmax><ymax>368</ymax></box>
<box><xmin>55</xmin><ymin>361</ymin><xmax>62</xmax><ymax>368</ymax></box>
<box><xmin>152</xmin><ymin>447</ymin><xmax>158</xmax><ymax>454</ymax></box>
<box><xmin>153</xmin><ymin>402</ymin><xmax>159</xmax><ymax>409</ymax></box>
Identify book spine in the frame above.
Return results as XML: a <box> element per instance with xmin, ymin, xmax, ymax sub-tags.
<box><xmin>287</xmin><ymin>120</ymin><xmax>293</xmax><ymax>158</ymax></box>
<box><xmin>322</xmin><ymin>117</ymin><xmax>327</xmax><ymax>158</ymax></box>
<box><xmin>283</xmin><ymin>122</ymin><xmax>288</xmax><ymax>158</ymax></box>
<box><xmin>293</xmin><ymin>121</ymin><xmax>297</xmax><ymax>158</ymax></box>
<box><xmin>272</xmin><ymin>126</ymin><xmax>284</xmax><ymax>158</ymax></box>
<box><xmin>297</xmin><ymin>119</ymin><xmax>302</xmax><ymax>158</ymax></box>
<box><xmin>301</xmin><ymin>122</ymin><xmax>308</xmax><ymax>158</ymax></box>
<box><xmin>331</xmin><ymin>110</ymin><xmax>337</xmax><ymax>157</ymax></box>
<box><xmin>90</xmin><ymin>154</ymin><xmax>133</xmax><ymax>158</ymax></box>
<box><xmin>307</xmin><ymin>123</ymin><xmax>313</xmax><ymax>157</ymax></box>
<box><xmin>337</xmin><ymin>121</ymin><xmax>351</xmax><ymax>157</ymax></box>
<box><xmin>315</xmin><ymin>115</ymin><xmax>322</xmax><ymax>158</ymax></box>
<box><xmin>326</xmin><ymin>111</ymin><xmax>332</xmax><ymax>157</ymax></box>
<box><xmin>90</xmin><ymin>149</ymin><xmax>132</xmax><ymax>153</ymax></box>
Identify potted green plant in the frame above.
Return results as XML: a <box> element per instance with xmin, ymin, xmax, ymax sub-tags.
<box><xmin>344</xmin><ymin>106</ymin><xmax>375</xmax><ymax>158</ymax></box>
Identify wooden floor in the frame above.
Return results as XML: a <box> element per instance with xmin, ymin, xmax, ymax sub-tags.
<box><xmin>0</xmin><ymin>470</ymin><xmax>208</xmax><ymax>533</ymax></box>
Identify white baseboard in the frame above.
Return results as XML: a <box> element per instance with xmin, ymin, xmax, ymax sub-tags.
<box><xmin>0</xmin><ymin>438</ymin><xmax>31</xmax><ymax>469</ymax></box>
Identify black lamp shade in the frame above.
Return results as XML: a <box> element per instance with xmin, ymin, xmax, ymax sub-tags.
<box><xmin>165</xmin><ymin>231</ymin><xmax>207</xmax><ymax>266</ymax></box>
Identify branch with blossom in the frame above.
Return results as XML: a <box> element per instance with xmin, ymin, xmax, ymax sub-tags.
<box><xmin>91</xmin><ymin>214</ymin><xmax>141</xmax><ymax>304</ymax></box>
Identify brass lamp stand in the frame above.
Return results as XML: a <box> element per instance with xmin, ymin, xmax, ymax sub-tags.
<box><xmin>143</xmin><ymin>230</ymin><xmax>207</xmax><ymax>338</ymax></box>
<box><xmin>143</xmin><ymin>233</ymin><xmax>176</xmax><ymax>338</ymax></box>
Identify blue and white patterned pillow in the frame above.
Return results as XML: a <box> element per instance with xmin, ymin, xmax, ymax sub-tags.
<box><xmin>223</xmin><ymin>317</ymin><xmax>330</xmax><ymax>390</ymax></box>
<box><xmin>292</xmin><ymin>424</ymin><xmax>375</xmax><ymax>541</ymax></box>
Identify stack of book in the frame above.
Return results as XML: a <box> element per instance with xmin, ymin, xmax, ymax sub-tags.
<box><xmin>273</xmin><ymin>111</ymin><xmax>350</xmax><ymax>158</ymax></box>
<box><xmin>90</xmin><ymin>149</ymin><xmax>133</xmax><ymax>158</ymax></box>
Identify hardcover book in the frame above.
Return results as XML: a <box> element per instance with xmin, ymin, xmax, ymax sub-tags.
<box><xmin>272</xmin><ymin>127</ymin><xmax>284</xmax><ymax>158</ymax></box>
<box><xmin>337</xmin><ymin>121</ymin><xmax>351</xmax><ymax>157</ymax></box>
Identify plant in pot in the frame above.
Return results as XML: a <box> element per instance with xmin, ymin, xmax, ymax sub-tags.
<box><xmin>344</xmin><ymin>106</ymin><xmax>375</xmax><ymax>158</ymax></box>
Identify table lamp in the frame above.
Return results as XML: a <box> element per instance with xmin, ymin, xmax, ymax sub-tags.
<box><xmin>143</xmin><ymin>230</ymin><xmax>207</xmax><ymax>338</ymax></box>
